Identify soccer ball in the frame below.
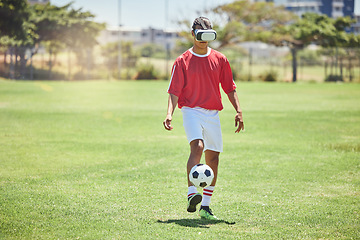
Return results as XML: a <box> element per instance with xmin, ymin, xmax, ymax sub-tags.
<box><xmin>189</xmin><ymin>164</ymin><xmax>214</xmax><ymax>188</ymax></box>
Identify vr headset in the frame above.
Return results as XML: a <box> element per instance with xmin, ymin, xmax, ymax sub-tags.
<box><xmin>193</xmin><ymin>17</ymin><xmax>217</xmax><ymax>41</ymax></box>
<box><xmin>194</xmin><ymin>29</ymin><xmax>217</xmax><ymax>41</ymax></box>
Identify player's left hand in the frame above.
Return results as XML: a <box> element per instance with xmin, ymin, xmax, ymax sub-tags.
<box><xmin>235</xmin><ymin>112</ymin><xmax>244</xmax><ymax>133</ymax></box>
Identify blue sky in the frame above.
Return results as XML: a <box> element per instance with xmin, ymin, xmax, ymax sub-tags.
<box><xmin>51</xmin><ymin>0</ymin><xmax>360</xmax><ymax>29</ymax></box>
<box><xmin>51</xmin><ymin>0</ymin><xmax>234</xmax><ymax>29</ymax></box>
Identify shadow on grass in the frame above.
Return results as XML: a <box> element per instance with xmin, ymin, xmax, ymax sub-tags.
<box><xmin>157</xmin><ymin>218</ymin><xmax>235</xmax><ymax>228</ymax></box>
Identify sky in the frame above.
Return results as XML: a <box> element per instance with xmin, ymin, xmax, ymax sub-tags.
<box><xmin>50</xmin><ymin>0</ymin><xmax>234</xmax><ymax>30</ymax></box>
<box><xmin>51</xmin><ymin>0</ymin><xmax>360</xmax><ymax>29</ymax></box>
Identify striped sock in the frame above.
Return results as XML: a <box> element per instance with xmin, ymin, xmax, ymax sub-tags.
<box><xmin>201</xmin><ymin>186</ymin><xmax>215</xmax><ymax>206</ymax></box>
<box><xmin>187</xmin><ymin>186</ymin><xmax>198</xmax><ymax>199</ymax></box>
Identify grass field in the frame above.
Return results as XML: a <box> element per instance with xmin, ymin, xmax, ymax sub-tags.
<box><xmin>0</xmin><ymin>80</ymin><xmax>359</xmax><ymax>239</ymax></box>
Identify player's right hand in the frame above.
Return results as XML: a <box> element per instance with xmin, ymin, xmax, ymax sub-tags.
<box><xmin>163</xmin><ymin>116</ymin><xmax>173</xmax><ymax>131</ymax></box>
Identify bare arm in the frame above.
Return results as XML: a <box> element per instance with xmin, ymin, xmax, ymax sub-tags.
<box><xmin>163</xmin><ymin>93</ymin><xmax>179</xmax><ymax>131</ymax></box>
<box><xmin>227</xmin><ymin>90</ymin><xmax>244</xmax><ymax>133</ymax></box>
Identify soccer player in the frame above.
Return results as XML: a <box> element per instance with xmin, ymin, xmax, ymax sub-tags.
<box><xmin>163</xmin><ymin>17</ymin><xmax>244</xmax><ymax>220</ymax></box>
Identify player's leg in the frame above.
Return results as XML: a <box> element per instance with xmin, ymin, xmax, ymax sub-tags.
<box><xmin>182</xmin><ymin>107</ymin><xmax>204</xmax><ymax>187</ymax></box>
<box><xmin>187</xmin><ymin>139</ymin><xmax>204</xmax><ymax>186</ymax></box>
<box><xmin>204</xmin><ymin>150</ymin><xmax>219</xmax><ymax>186</ymax></box>
<box><xmin>199</xmin><ymin>150</ymin><xmax>219</xmax><ymax>220</ymax></box>
<box><xmin>187</xmin><ymin>139</ymin><xmax>204</xmax><ymax>212</ymax></box>
<box><xmin>199</xmin><ymin>111</ymin><xmax>221</xmax><ymax>220</ymax></box>
<box><xmin>201</xmin><ymin>113</ymin><xmax>221</xmax><ymax>211</ymax></box>
<box><xmin>182</xmin><ymin>107</ymin><xmax>205</xmax><ymax>212</ymax></box>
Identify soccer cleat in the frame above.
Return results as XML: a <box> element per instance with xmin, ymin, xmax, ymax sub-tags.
<box><xmin>187</xmin><ymin>193</ymin><xmax>202</xmax><ymax>213</ymax></box>
<box><xmin>199</xmin><ymin>206</ymin><xmax>218</xmax><ymax>220</ymax></box>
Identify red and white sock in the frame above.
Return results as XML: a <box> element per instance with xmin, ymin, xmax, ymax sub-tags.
<box><xmin>201</xmin><ymin>186</ymin><xmax>215</xmax><ymax>206</ymax></box>
<box><xmin>187</xmin><ymin>186</ymin><xmax>198</xmax><ymax>199</ymax></box>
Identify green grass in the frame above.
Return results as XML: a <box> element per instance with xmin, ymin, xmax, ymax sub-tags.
<box><xmin>0</xmin><ymin>80</ymin><xmax>359</xmax><ymax>239</ymax></box>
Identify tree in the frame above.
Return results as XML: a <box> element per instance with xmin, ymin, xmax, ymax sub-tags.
<box><xmin>140</xmin><ymin>43</ymin><xmax>165</xmax><ymax>58</ymax></box>
<box><xmin>0</xmin><ymin>0</ymin><xmax>35</xmax><ymax>41</ymax></box>
<box><xmin>209</xmin><ymin>0</ymin><xmax>296</xmax><ymax>81</ymax></box>
<box><xmin>271</xmin><ymin>13</ymin><xmax>355</xmax><ymax>82</ymax></box>
<box><xmin>29</xmin><ymin>3</ymin><xmax>69</xmax><ymax>79</ymax></box>
<box><xmin>337</xmin><ymin>33</ymin><xmax>360</xmax><ymax>82</ymax></box>
<box><xmin>0</xmin><ymin>0</ymin><xmax>37</xmax><ymax>79</ymax></box>
<box><xmin>62</xmin><ymin>6</ymin><xmax>104</xmax><ymax>79</ymax></box>
<box><xmin>30</xmin><ymin>3</ymin><xmax>105</xmax><ymax>80</ymax></box>
<box><xmin>213</xmin><ymin>0</ymin><xmax>296</xmax><ymax>47</ymax></box>
<box><xmin>0</xmin><ymin>1</ymin><xmax>104</xmax><ymax>80</ymax></box>
<box><xmin>101</xmin><ymin>41</ymin><xmax>139</xmax><ymax>79</ymax></box>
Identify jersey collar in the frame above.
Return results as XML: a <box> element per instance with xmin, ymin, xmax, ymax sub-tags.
<box><xmin>189</xmin><ymin>47</ymin><xmax>211</xmax><ymax>57</ymax></box>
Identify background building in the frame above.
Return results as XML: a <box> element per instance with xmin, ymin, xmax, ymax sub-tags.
<box><xmin>321</xmin><ymin>0</ymin><xmax>354</xmax><ymax>18</ymax></box>
<box><xmin>97</xmin><ymin>26</ymin><xmax>181</xmax><ymax>49</ymax></box>
<box><xmin>256</xmin><ymin>0</ymin><xmax>356</xmax><ymax>19</ymax></box>
<box><xmin>285</xmin><ymin>0</ymin><xmax>323</xmax><ymax>16</ymax></box>
<box><xmin>256</xmin><ymin>0</ymin><xmax>359</xmax><ymax>33</ymax></box>
<box><xmin>353</xmin><ymin>14</ymin><xmax>360</xmax><ymax>33</ymax></box>
<box><xmin>28</xmin><ymin>0</ymin><xmax>49</xmax><ymax>4</ymax></box>
<box><xmin>284</xmin><ymin>0</ymin><xmax>354</xmax><ymax>18</ymax></box>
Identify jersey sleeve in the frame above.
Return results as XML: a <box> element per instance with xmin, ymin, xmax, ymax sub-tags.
<box><xmin>220</xmin><ymin>58</ymin><xmax>237</xmax><ymax>94</ymax></box>
<box><xmin>167</xmin><ymin>59</ymin><xmax>184</xmax><ymax>97</ymax></box>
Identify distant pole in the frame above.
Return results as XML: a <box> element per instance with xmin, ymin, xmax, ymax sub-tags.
<box><xmin>248</xmin><ymin>48</ymin><xmax>252</xmax><ymax>81</ymax></box>
<box><xmin>9</xmin><ymin>47</ymin><xmax>14</xmax><ymax>79</ymax></box>
<box><xmin>30</xmin><ymin>50</ymin><xmax>33</xmax><ymax>80</ymax></box>
<box><xmin>165</xmin><ymin>0</ymin><xmax>169</xmax><ymax>79</ymax></box>
<box><xmin>291</xmin><ymin>48</ymin><xmax>297</xmax><ymax>82</ymax></box>
<box><xmin>118</xmin><ymin>0</ymin><xmax>122</xmax><ymax>80</ymax></box>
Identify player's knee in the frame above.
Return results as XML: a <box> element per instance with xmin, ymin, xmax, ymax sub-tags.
<box><xmin>190</xmin><ymin>139</ymin><xmax>204</xmax><ymax>154</ymax></box>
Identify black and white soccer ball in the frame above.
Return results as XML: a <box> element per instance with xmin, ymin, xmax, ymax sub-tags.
<box><xmin>189</xmin><ymin>164</ymin><xmax>214</xmax><ymax>188</ymax></box>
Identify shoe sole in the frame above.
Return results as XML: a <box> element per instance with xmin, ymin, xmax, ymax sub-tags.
<box><xmin>187</xmin><ymin>194</ymin><xmax>202</xmax><ymax>213</ymax></box>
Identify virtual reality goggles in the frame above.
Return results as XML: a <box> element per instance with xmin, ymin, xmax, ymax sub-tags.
<box><xmin>194</xmin><ymin>29</ymin><xmax>217</xmax><ymax>41</ymax></box>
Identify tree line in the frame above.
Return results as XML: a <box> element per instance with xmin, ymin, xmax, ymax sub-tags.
<box><xmin>0</xmin><ymin>0</ymin><xmax>104</xmax><ymax>80</ymax></box>
<box><xmin>1</xmin><ymin>0</ymin><xmax>360</xmax><ymax>81</ymax></box>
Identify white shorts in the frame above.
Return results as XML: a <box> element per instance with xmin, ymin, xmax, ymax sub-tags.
<box><xmin>181</xmin><ymin>107</ymin><xmax>223</xmax><ymax>153</ymax></box>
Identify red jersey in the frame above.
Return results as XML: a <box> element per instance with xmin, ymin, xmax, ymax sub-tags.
<box><xmin>167</xmin><ymin>47</ymin><xmax>236</xmax><ymax>111</ymax></box>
